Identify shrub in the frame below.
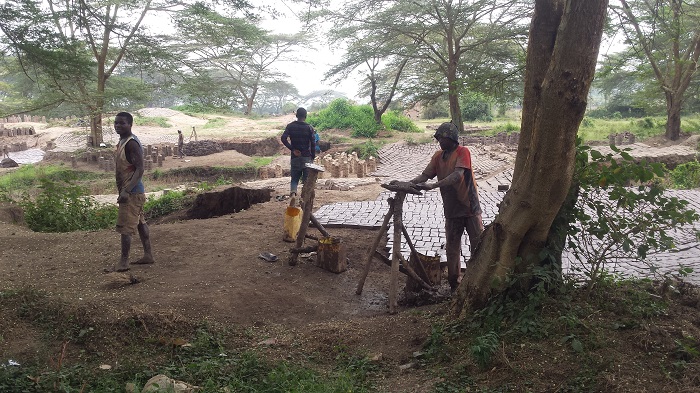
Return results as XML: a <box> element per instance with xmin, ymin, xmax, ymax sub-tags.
<box><xmin>568</xmin><ymin>143</ymin><xmax>699</xmax><ymax>286</ymax></box>
<box><xmin>143</xmin><ymin>190</ymin><xmax>194</xmax><ymax>219</ymax></box>
<box><xmin>669</xmin><ymin>160</ymin><xmax>700</xmax><ymax>189</ymax></box>
<box><xmin>308</xmin><ymin>99</ymin><xmax>380</xmax><ymax>138</ymax></box>
<box><xmin>381</xmin><ymin>110</ymin><xmax>421</xmax><ymax>133</ymax></box>
<box><xmin>460</xmin><ymin>91</ymin><xmax>494</xmax><ymax>122</ymax></box>
<box><xmin>20</xmin><ymin>178</ymin><xmax>117</xmax><ymax>232</ymax></box>
<box><xmin>347</xmin><ymin>140</ymin><xmax>382</xmax><ymax>159</ymax></box>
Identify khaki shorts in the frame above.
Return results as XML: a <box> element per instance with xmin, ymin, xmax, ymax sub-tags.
<box><xmin>116</xmin><ymin>193</ymin><xmax>147</xmax><ymax>235</ymax></box>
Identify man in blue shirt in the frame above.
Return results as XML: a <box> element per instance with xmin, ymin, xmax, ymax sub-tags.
<box><xmin>281</xmin><ymin>107</ymin><xmax>316</xmax><ymax>195</ymax></box>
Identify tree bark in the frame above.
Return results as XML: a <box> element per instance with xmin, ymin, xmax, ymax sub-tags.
<box><xmin>447</xmin><ymin>60</ymin><xmax>464</xmax><ymax>133</ymax></box>
<box><xmin>452</xmin><ymin>0</ymin><xmax>609</xmax><ymax>317</ymax></box>
<box><xmin>665</xmin><ymin>92</ymin><xmax>682</xmax><ymax>141</ymax></box>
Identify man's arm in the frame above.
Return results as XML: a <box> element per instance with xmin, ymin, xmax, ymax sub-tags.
<box><xmin>118</xmin><ymin>140</ymin><xmax>145</xmax><ymax>202</ymax></box>
<box><xmin>309</xmin><ymin>128</ymin><xmax>316</xmax><ymax>159</ymax></box>
<box><xmin>409</xmin><ymin>173</ymin><xmax>431</xmax><ymax>184</ymax></box>
<box><xmin>415</xmin><ymin>168</ymin><xmax>465</xmax><ymax>190</ymax></box>
<box><xmin>280</xmin><ymin>128</ymin><xmax>293</xmax><ymax>150</ymax></box>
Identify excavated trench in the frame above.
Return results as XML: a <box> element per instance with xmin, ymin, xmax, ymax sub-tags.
<box><xmin>186</xmin><ymin>186</ymin><xmax>272</xmax><ymax>219</ymax></box>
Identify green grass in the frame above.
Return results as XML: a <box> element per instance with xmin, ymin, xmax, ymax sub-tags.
<box><xmin>0</xmin><ymin>164</ymin><xmax>108</xmax><ymax>201</ymax></box>
<box><xmin>203</xmin><ymin>117</ymin><xmax>227</xmax><ymax>128</ymax></box>
<box><xmin>135</xmin><ymin>116</ymin><xmax>171</xmax><ymax>128</ymax></box>
<box><xmin>0</xmin><ymin>288</ymin><xmax>378</xmax><ymax>393</ymax></box>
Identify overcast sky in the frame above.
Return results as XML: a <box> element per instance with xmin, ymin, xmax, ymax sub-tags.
<box><xmin>259</xmin><ymin>1</ymin><xmax>362</xmax><ymax>101</ymax></box>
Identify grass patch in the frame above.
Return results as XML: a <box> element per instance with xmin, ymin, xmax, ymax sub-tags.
<box><xmin>0</xmin><ymin>288</ymin><xmax>378</xmax><ymax>393</ymax></box>
<box><xmin>203</xmin><ymin>117</ymin><xmax>227</xmax><ymax>129</ymax></box>
<box><xmin>134</xmin><ymin>116</ymin><xmax>171</xmax><ymax>128</ymax></box>
<box><xmin>347</xmin><ymin>140</ymin><xmax>383</xmax><ymax>159</ymax></box>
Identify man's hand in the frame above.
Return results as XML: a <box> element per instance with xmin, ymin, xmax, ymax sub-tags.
<box><xmin>414</xmin><ymin>182</ymin><xmax>436</xmax><ymax>191</ymax></box>
<box><xmin>293</xmin><ymin>149</ymin><xmax>301</xmax><ymax>157</ymax></box>
<box><xmin>117</xmin><ymin>190</ymin><xmax>130</xmax><ymax>204</ymax></box>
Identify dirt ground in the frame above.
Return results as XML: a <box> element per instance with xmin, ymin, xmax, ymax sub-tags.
<box><xmin>2</xmin><ymin>110</ymin><xmax>700</xmax><ymax>392</ymax></box>
<box><xmin>0</xmin><ymin>111</ymin><xmax>447</xmax><ymax>392</ymax></box>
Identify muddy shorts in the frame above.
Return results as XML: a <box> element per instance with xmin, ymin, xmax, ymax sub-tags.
<box><xmin>116</xmin><ymin>193</ymin><xmax>147</xmax><ymax>235</ymax></box>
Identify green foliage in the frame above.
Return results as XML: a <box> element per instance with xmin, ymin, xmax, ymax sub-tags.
<box><xmin>0</xmin><ymin>164</ymin><xmax>103</xmax><ymax>201</ymax></box>
<box><xmin>460</xmin><ymin>91</ymin><xmax>494</xmax><ymax>122</ymax></box>
<box><xmin>19</xmin><ymin>178</ymin><xmax>117</xmax><ymax>232</ymax></box>
<box><xmin>172</xmin><ymin>104</ymin><xmax>234</xmax><ymax>116</ymax></box>
<box><xmin>494</xmin><ymin>122</ymin><xmax>519</xmax><ymax>132</ymax></box>
<box><xmin>576</xmin><ymin>117</ymin><xmax>666</xmax><ymax>142</ymax></box>
<box><xmin>347</xmin><ymin>140</ymin><xmax>382</xmax><ymax>159</ymax></box>
<box><xmin>134</xmin><ymin>115</ymin><xmax>171</xmax><ymax>128</ymax></box>
<box><xmin>469</xmin><ymin>331</ymin><xmax>500</xmax><ymax>369</ymax></box>
<box><xmin>308</xmin><ymin>99</ymin><xmax>380</xmax><ymax>138</ymax></box>
<box><xmin>0</xmin><ymin>288</ymin><xmax>376</xmax><ymax>392</ymax></box>
<box><xmin>569</xmin><ymin>142</ymin><xmax>699</xmax><ymax>285</ymax></box>
<box><xmin>669</xmin><ymin>160</ymin><xmax>700</xmax><ymax>189</ymax></box>
<box><xmin>203</xmin><ymin>117</ymin><xmax>227</xmax><ymax>128</ymax></box>
<box><xmin>422</xmin><ymin>99</ymin><xmax>450</xmax><ymax>120</ymax></box>
<box><xmin>381</xmin><ymin>110</ymin><xmax>421</xmax><ymax>133</ymax></box>
<box><xmin>143</xmin><ymin>190</ymin><xmax>194</xmax><ymax>220</ymax></box>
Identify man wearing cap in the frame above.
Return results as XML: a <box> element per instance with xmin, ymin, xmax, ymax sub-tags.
<box><xmin>281</xmin><ymin>107</ymin><xmax>316</xmax><ymax>195</ymax></box>
<box><xmin>410</xmin><ymin>122</ymin><xmax>483</xmax><ymax>291</ymax></box>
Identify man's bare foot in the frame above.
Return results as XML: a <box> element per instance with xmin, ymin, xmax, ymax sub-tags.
<box><xmin>131</xmin><ymin>256</ymin><xmax>155</xmax><ymax>265</ymax></box>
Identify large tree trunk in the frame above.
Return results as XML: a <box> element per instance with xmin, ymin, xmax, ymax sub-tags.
<box><xmin>451</xmin><ymin>0</ymin><xmax>609</xmax><ymax>317</ymax></box>
<box><xmin>447</xmin><ymin>61</ymin><xmax>464</xmax><ymax>133</ymax></box>
<box><xmin>665</xmin><ymin>92</ymin><xmax>682</xmax><ymax>141</ymax></box>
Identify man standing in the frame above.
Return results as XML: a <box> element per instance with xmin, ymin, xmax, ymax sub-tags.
<box><xmin>177</xmin><ymin>129</ymin><xmax>185</xmax><ymax>158</ymax></box>
<box><xmin>409</xmin><ymin>122</ymin><xmax>483</xmax><ymax>291</ymax></box>
<box><xmin>110</xmin><ymin>112</ymin><xmax>155</xmax><ymax>272</ymax></box>
<box><xmin>281</xmin><ymin>107</ymin><xmax>316</xmax><ymax>195</ymax></box>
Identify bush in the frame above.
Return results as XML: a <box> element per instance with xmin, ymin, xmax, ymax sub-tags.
<box><xmin>422</xmin><ymin>99</ymin><xmax>450</xmax><ymax>120</ymax></box>
<box><xmin>308</xmin><ymin>99</ymin><xmax>380</xmax><ymax>138</ymax></box>
<box><xmin>460</xmin><ymin>92</ymin><xmax>493</xmax><ymax>122</ymax></box>
<box><xmin>347</xmin><ymin>140</ymin><xmax>382</xmax><ymax>159</ymax></box>
<box><xmin>20</xmin><ymin>178</ymin><xmax>117</xmax><ymax>232</ymax></box>
<box><xmin>568</xmin><ymin>143</ymin><xmax>699</xmax><ymax>285</ymax></box>
<box><xmin>669</xmin><ymin>160</ymin><xmax>700</xmax><ymax>189</ymax></box>
<box><xmin>382</xmin><ymin>111</ymin><xmax>421</xmax><ymax>133</ymax></box>
<box><xmin>144</xmin><ymin>190</ymin><xmax>195</xmax><ymax>219</ymax></box>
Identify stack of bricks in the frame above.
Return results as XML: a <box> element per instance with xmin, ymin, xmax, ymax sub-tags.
<box><xmin>257</xmin><ymin>164</ymin><xmax>283</xmax><ymax>179</ymax></box>
<box><xmin>608</xmin><ymin>132</ymin><xmax>636</xmax><ymax>146</ymax></box>
<box><xmin>99</xmin><ymin>156</ymin><xmax>115</xmax><ymax>172</ymax></box>
<box><xmin>0</xmin><ymin>125</ymin><xmax>35</xmax><ymax>137</ymax></box>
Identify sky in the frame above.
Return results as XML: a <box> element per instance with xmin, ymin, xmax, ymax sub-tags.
<box><xmin>259</xmin><ymin>1</ymin><xmax>361</xmax><ymax>101</ymax></box>
<box><xmin>143</xmin><ymin>0</ymin><xmax>361</xmax><ymax>102</ymax></box>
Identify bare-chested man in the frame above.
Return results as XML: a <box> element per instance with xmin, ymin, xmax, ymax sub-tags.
<box><xmin>109</xmin><ymin>112</ymin><xmax>155</xmax><ymax>272</ymax></box>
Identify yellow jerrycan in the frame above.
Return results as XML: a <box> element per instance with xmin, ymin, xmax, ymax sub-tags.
<box><xmin>283</xmin><ymin>194</ymin><xmax>303</xmax><ymax>242</ymax></box>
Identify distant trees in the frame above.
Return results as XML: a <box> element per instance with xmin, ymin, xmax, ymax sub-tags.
<box><xmin>322</xmin><ymin>0</ymin><xmax>530</xmax><ymax>131</ymax></box>
<box><xmin>611</xmin><ymin>0</ymin><xmax>700</xmax><ymax>140</ymax></box>
<box><xmin>171</xmin><ymin>3</ymin><xmax>307</xmax><ymax>115</ymax></box>
<box><xmin>0</xmin><ymin>0</ymin><xmax>176</xmax><ymax>145</ymax></box>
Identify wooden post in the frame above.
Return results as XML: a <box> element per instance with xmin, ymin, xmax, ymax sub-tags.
<box><xmin>288</xmin><ymin>164</ymin><xmax>324</xmax><ymax>266</ymax></box>
<box><xmin>389</xmin><ymin>192</ymin><xmax>406</xmax><ymax>314</ymax></box>
<box><xmin>356</xmin><ymin>197</ymin><xmax>395</xmax><ymax>295</ymax></box>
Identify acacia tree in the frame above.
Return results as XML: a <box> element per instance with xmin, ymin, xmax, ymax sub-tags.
<box><xmin>0</xmin><ymin>0</ymin><xmax>178</xmax><ymax>145</ymax></box>
<box><xmin>324</xmin><ymin>22</ymin><xmax>412</xmax><ymax>124</ymax></box>
<box><xmin>323</xmin><ymin>0</ymin><xmax>529</xmax><ymax>132</ymax></box>
<box><xmin>613</xmin><ymin>0</ymin><xmax>700</xmax><ymax>140</ymax></box>
<box><xmin>452</xmin><ymin>0</ymin><xmax>609</xmax><ymax>316</ymax></box>
<box><xmin>173</xmin><ymin>4</ymin><xmax>306</xmax><ymax>115</ymax></box>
